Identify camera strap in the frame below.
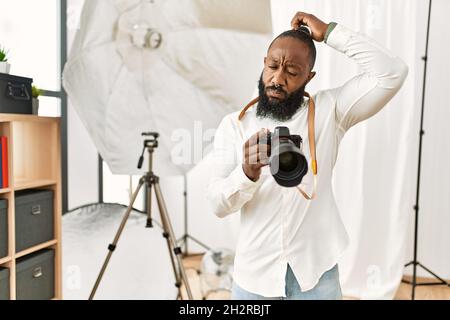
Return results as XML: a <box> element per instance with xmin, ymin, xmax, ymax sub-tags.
<box><xmin>297</xmin><ymin>91</ymin><xmax>317</xmax><ymax>200</ymax></box>
<box><xmin>238</xmin><ymin>92</ymin><xmax>318</xmax><ymax>200</ymax></box>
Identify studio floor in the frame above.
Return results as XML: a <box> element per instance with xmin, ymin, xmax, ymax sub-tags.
<box><xmin>181</xmin><ymin>255</ymin><xmax>450</xmax><ymax>300</ymax></box>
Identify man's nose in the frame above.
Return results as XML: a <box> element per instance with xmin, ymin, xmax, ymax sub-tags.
<box><xmin>271</xmin><ymin>68</ymin><xmax>287</xmax><ymax>88</ymax></box>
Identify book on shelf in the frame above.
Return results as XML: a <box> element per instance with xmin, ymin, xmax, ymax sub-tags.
<box><xmin>1</xmin><ymin>136</ymin><xmax>8</xmax><ymax>188</ymax></box>
<box><xmin>0</xmin><ymin>138</ymin><xmax>2</xmax><ymax>188</ymax></box>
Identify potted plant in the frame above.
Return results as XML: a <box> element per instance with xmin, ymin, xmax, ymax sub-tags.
<box><xmin>0</xmin><ymin>46</ymin><xmax>10</xmax><ymax>74</ymax></box>
<box><xmin>32</xmin><ymin>85</ymin><xmax>42</xmax><ymax>115</ymax></box>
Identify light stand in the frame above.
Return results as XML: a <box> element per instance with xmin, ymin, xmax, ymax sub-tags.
<box><xmin>177</xmin><ymin>174</ymin><xmax>211</xmax><ymax>256</ymax></box>
<box><xmin>402</xmin><ymin>0</ymin><xmax>450</xmax><ymax>299</ymax></box>
<box><xmin>89</xmin><ymin>132</ymin><xmax>193</xmax><ymax>300</ymax></box>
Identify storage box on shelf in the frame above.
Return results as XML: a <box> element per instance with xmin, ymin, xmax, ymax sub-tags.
<box><xmin>0</xmin><ymin>267</ymin><xmax>9</xmax><ymax>300</ymax></box>
<box><xmin>0</xmin><ymin>114</ymin><xmax>61</xmax><ymax>300</ymax></box>
<box><xmin>0</xmin><ymin>199</ymin><xmax>7</xmax><ymax>260</ymax></box>
<box><xmin>15</xmin><ymin>190</ymin><xmax>54</xmax><ymax>253</ymax></box>
<box><xmin>16</xmin><ymin>249</ymin><xmax>55</xmax><ymax>300</ymax></box>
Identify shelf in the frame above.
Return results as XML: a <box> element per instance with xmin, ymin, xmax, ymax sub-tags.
<box><xmin>12</xmin><ymin>120</ymin><xmax>60</xmax><ymax>184</ymax></box>
<box><xmin>0</xmin><ymin>114</ymin><xmax>60</xmax><ymax>123</ymax></box>
<box><xmin>0</xmin><ymin>256</ymin><xmax>11</xmax><ymax>265</ymax></box>
<box><xmin>0</xmin><ymin>114</ymin><xmax>61</xmax><ymax>299</ymax></box>
<box><xmin>15</xmin><ymin>240</ymin><xmax>57</xmax><ymax>259</ymax></box>
<box><xmin>0</xmin><ymin>188</ymin><xmax>11</xmax><ymax>194</ymax></box>
<box><xmin>14</xmin><ymin>179</ymin><xmax>57</xmax><ymax>191</ymax></box>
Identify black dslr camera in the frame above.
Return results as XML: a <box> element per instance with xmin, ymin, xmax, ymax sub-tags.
<box><xmin>259</xmin><ymin>126</ymin><xmax>308</xmax><ymax>187</ymax></box>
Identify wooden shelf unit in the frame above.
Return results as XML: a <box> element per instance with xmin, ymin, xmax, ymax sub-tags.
<box><xmin>0</xmin><ymin>114</ymin><xmax>61</xmax><ymax>300</ymax></box>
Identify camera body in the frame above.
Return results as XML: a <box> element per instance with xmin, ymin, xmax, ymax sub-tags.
<box><xmin>260</xmin><ymin>126</ymin><xmax>308</xmax><ymax>187</ymax></box>
<box><xmin>262</xmin><ymin>126</ymin><xmax>302</xmax><ymax>151</ymax></box>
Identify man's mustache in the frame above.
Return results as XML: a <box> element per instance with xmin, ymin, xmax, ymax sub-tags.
<box><xmin>265</xmin><ymin>86</ymin><xmax>288</xmax><ymax>97</ymax></box>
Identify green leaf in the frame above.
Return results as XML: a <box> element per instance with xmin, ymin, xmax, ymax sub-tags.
<box><xmin>0</xmin><ymin>46</ymin><xmax>9</xmax><ymax>62</ymax></box>
<box><xmin>32</xmin><ymin>85</ymin><xmax>42</xmax><ymax>98</ymax></box>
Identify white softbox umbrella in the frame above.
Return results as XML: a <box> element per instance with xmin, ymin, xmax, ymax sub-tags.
<box><xmin>63</xmin><ymin>0</ymin><xmax>272</xmax><ymax>175</ymax></box>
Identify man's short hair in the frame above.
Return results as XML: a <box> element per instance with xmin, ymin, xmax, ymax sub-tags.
<box><xmin>268</xmin><ymin>27</ymin><xmax>316</xmax><ymax>70</ymax></box>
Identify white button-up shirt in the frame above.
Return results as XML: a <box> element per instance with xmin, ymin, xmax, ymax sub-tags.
<box><xmin>206</xmin><ymin>24</ymin><xmax>408</xmax><ymax>297</ymax></box>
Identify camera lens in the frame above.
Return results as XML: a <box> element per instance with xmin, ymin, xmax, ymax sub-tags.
<box><xmin>271</xmin><ymin>146</ymin><xmax>308</xmax><ymax>187</ymax></box>
<box><xmin>267</xmin><ymin>127</ymin><xmax>308</xmax><ymax>187</ymax></box>
<box><xmin>279</xmin><ymin>151</ymin><xmax>297</xmax><ymax>172</ymax></box>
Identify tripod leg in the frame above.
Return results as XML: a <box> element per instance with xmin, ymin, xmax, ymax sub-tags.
<box><xmin>153</xmin><ymin>181</ymin><xmax>194</xmax><ymax>300</ymax></box>
<box><xmin>167</xmin><ymin>235</ymin><xmax>184</xmax><ymax>299</ymax></box>
<box><xmin>186</xmin><ymin>235</ymin><xmax>211</xmax><ymax>251</ymax></box>
<box><xmin>146</xmin><ymin>180</ymin><xmax>153</xmax><ymax>228</ymax></box>
<box><xmin>89</xmin><ymin>178</ymin><xmax>145</xmax><ymax>300</ymax></box>
<box><xmin>160</xmin><ymin>214</ymin><xmax>184</xmax><ymax>299</ymax></box>
<box><xmin>417</xmin><ymin>263</ymin><xmax>450</xmax><ymax>285</ymax></box>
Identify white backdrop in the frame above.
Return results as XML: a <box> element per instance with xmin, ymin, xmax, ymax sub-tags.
<box><xmin>66</xmin><ymin>0</ymin><xmax>450</xmax><ymax>299</ymax></box>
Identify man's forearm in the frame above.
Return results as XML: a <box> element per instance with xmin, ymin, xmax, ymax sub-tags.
<box><xmin>206</xmin><ymin>116</ymin><xmax>263</xmax><ymax>218</ymax></box>
<box><xmin>325</xmin><ymin>23</ymin><xmax>409</xmax><ymax>132</ymax></box>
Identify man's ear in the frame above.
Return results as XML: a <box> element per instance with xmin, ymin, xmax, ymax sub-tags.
<box><xmin>306</xmin><ymin>71</ymin><xmax>316</xmax><ymax>85</ymax></box>
<box><xmin>264</xmin><ymin>57</ymin><xmax>267</xmax><ymax>65</ymax></box>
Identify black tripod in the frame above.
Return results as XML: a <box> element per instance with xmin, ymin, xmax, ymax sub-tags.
<box><xmin>402</xmin><ymin>0</ymin><xmax>449</xmax><ymax>299</ymax></box>
<box><xmin>89</xmin><ymin>132</ymin><xmax>193</xmax><ymax>300</ymax></box>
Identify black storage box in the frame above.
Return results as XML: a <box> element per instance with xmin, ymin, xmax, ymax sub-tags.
<box><xmin>15</xmin><ymin>190</ymin><xmax>54</xmax><ymax>253</ymax></box>
<box><xmin>16</xmin><ymin>249</ymin><xmax>54</xmax><ymax>300</ymax></box>
<box><xmin>0</xmin><ymin>267</ymin><xmax>9</xmax><ymax>300</ymax></box>
<box><xmin>0</xmin><ymin>73</ymin><xmax>32</xmax><ymax>114</ymax></box>
<box><xmin>0</xmin><ymin>199</ymin><xmax>7</xmax><ymax>259</ymax></box>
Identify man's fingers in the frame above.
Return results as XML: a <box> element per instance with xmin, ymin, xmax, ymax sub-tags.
<box><xmin>244</xmin><ymin>142</ymin><xmax>271</xmax><ymax>158</ymax></box>
<box><xmin>291</xmin><ymin>12</ymin><xmax>307</xmax><ymax>30</ymax></box>
<box><xmin>291</xmin><ymin>12</ymin><xmax>304</xmax><ymax>30</ymax></box>
<box><xmin>258</xmin><ymin>144</ymin><xmax>271</xmax><ymax>163</ymax></box>
<box><xmin>244</xmin><ymin>130</ymin><xmax>261</xmax><ymax>149</ymax></box>
<box><xmin>243</xmin><ymin>128</ymin><xmax>269</xmax><ymax>150</ymax></box>
<box><xmin>243</xmin><ymin>128</ymin><xmax>271</xmax><ymax>167</ymax></box>
<box><xmin>244</xmin><ymin>144</ymin><xmax>270</xmax><ymax>165</ymax></box>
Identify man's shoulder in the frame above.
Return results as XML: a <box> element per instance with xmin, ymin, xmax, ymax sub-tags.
<box><xmin>225</xmin><ymin>110</ymin><xmax>242</xmax><ymax>121</ymax></box>
<box><xmin>312</xmin><ymin>88</ymin><xmax>340</xmax><ymax>110</ymax></box>
<box><xmin>215</xmin><ymin>110</ymin><xmax>242</xmax><ymax>133</ymax></box>
<box><xmin>221</xmin><ymin>110</ymin><xmax>243</xmax><ymax>126</ymax></box>
<box><xmin>313</xmin><ymin>88</ymin><xmax>338</xmax><ymax>100</ymax></box>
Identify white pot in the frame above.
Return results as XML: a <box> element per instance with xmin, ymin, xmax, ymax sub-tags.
<box><xmin>0</xmin><ymin>62</ymin><xmax>10</xmax><ymax>74</ymax></box>
<box><xmin>32</xmin><ymin>98</ymin><xmax>39</xmax><ymax>115</ymax></box>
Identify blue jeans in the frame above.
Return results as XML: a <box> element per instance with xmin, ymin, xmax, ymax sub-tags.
<box><xmin>231</xmin><ymin>264</ymin><xmax>342</xmax><ymax>300</ymax></box>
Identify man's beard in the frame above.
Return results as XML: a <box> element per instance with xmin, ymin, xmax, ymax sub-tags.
<box><xmin>256</xmin><ymin>76</ymin><xmax>305</xmax><ymax>122</ymax></box>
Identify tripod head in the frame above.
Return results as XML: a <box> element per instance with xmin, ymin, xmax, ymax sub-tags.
<box><xmin>142</xmin><ymin>132</ymin><xmax>159</xmax><ymax>147</ymax></box>
<box><xmin>137</xmin><ymin>132</ymin><xmax>159</xmax><ymax>169</ymax></box>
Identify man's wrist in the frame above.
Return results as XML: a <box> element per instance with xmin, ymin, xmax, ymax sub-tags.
<box><xmin>324</xmin><ymin>22</ymin><xmax>338</xmax><ymax>43</ymax></box>
<box><xmin>242</xmin><ymin>164</ymin><xmax>259</xmax><ymax>182</ymax></box>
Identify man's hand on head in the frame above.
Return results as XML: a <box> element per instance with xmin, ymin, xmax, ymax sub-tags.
<box><xmin>291</xmin><ymin>12</ymin><xmax>329</xmax><ymax>42</ymax></box>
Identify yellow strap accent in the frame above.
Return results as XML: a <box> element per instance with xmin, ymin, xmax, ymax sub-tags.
<box><xmin>238</xmin><ymin>92</ymin><xmax>318</xmax><ymax>200</ymax></box>
<box><xmin>312</xmin><ymin>160</ymin><xmax>318</xmax><ymax>175</ymax></box>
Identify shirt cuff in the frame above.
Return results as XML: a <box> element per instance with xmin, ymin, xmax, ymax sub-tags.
<box><xmin>325</xmin><ymin>23</ymin><xmax>353</xmax><ymax>52</ymax></box>
<box><xmin>324</xmin><ymin>22</ymin><xmax>337</xmax><ymax>43</ymax></box>
<box><xmin>228</xmin><ymin>164</ymin><xmax>264</xmax><ymax>195</ymax></box>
